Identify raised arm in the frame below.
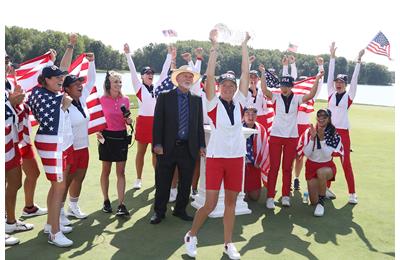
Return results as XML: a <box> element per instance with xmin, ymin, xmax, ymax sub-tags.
<box><xmin>249</xmin><ymin>55</ymin><xmax>256</xmax><ymax>70</ymax></box>
<box><xmin>60</xmin><ymin>33</ymin><xmax>78</xmax><ymax>71</ymax></box>
<box><xmin>282</xmin><ymin>55</ymin><xmax>289</xmax><ymax>76</ymax></box>
<box><xmin>303</xmin><ymin>70</ymin><xmax>324</xmax><ymax>103</ymax></box>
<box><xmin>315</xmin><ymin>56</ymin><xmax>325</xmax><ymax>97</ymax></box>
<box><xmin>124</xmin><ymin>43</ymin><xmax>142</xmax><ymax>93</ymax></box>
<box><xmin>155</xmin><ymin>47</ymin><xmax>173</xmax><ymax>86</ymax></box>
<box><xmin>190</xmin><ymin>49</ymin><xmax>203</xmax><ymax>96</ymax></box>
<box><xmin>259</xmin><ymin>64</ymin><xmax>272</xmax><ymax>99</ymax></box>
<box><xmin>238</xmin><ymin>32</ymin><xmax>251</xmax><ymax>96</ymax></box>
<box><xmin>289</xmin><ymin>55</ymin><xmax>298</xmax><ymax>80</ymax></box>
<box><xmin>205</xmin><ymin>29</ymin><xmax>218</xmax><ymax>101</ymax></box>
<box><xmin>348</xmin><ymin>49</ymin><xmax>365</xmax><ymax>100</ymax></box>
<box><xmin>82</xmin><ymin>53</ymin><xmax>96</xmax><ymax>101</ymax></box>
<box><xmin>327</xmin><ymin>42</ymin><xmax>337</xmax><ymax>96</ymax></box>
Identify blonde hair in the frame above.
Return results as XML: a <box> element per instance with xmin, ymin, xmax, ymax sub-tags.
<box><xmin>103</xmin><ymin>70</ymin><xmax>124</xmax><ymax>97</ymax></box>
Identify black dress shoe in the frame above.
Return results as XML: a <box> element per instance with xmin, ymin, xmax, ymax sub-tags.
<box><xmin>172</xmin><ymin>211</ymin><xmax>194</xmax><ymax>221</ymax></box>
<box><xmin>150</xmin><ymin>213</ymin><xmax>164</xmax><ymax>224</ymax></box>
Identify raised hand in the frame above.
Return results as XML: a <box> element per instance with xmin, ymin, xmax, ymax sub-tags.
<box><xmin>9</xmin><ymin>88</ymin><xmax>25</xmax><ymax>107</ymax></box>
<box><xmin>62</xmin><ymin>92</ymin><xmax>73</xmax><ymax>111</ymax></box>
<box><xmin>288</xmin><ymin>55</ymin><xmax>296</xmax><ymax>64</ymax></box>
<box><xmin>181</xmin><ymin>52</ymin><xmax>192</xmax><ymax>63</ymax></box>
<box><xmin>330</xmin><ymin>42</ymin><xmax>337</xmax><ymax>58</ymax></box>
<box><xmin>249</xmin><ymin>55</ymin><xmax>256</xmax><ymax>64</ymax></box>
<box><xmin>209</xmin><ymin>29</ymin><xmax>218</xmax><ymax>45</ymax></box>
<box><xmin>86</xmin><ymin>53</ymin><xmax>95</xmax><ymax>62</ymax></box>
<box><xmin>243</xmin><ymin>32</ymin><xmax>251</xmax><ymax>44</ymax></box>
<box><xmin>358</xmin><ymin>49</ymin><xmax>365</xmax><ymax>62</ymax></box>
<box><xmin>194</xmin><ymin>47</ymin><xmax>203</xmax><ymax>59</ymax></box>
<box><xmin>315</xmin><ymin>56</ymin><xmax>324</xmax><ymax>66</ymax></box>
<box><xmin>282</xmin><ymin>55</ymin><xmax>289</xmax><ymax>66</ymax></box>
<box><xmin>309</xmin><ymin>124</ymin><xmax>317</xmax><ymax>139</ymax></box>
<box><xmin>49</xmin><ymin>49</ymin><xmax>57</xmax><ymax>62</ymax></box>
<box><xmin>69</xmin><ymin>33</ymin><xmax>78</xmax><ymax>46</ymax></box>
<box><xmin>123</xmin><ymin>43</ymin><xmax>130</xmax><ymax>54</ymax></box>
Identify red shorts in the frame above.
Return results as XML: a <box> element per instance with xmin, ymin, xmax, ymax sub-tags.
<box><xmin>305</xmin><ymin>159</ymin><xmax>336</xmax><ymax>181</ymax></box>
<box><xmin>206</xmin><ymin>157</ymin><xmax>244</xmax><ymax>192</ymax></box>
<box><xmin>19</xmin><ymin>144</ymin><xmax>35</xmax><ymax>160</ymax></box>
<box><xmin>297</xmin><ymin>124</ymin><xmax>310</xmax><ymax>137</ymax></box>
<box><xmin>69</xmin><ymin>148</ymin><xmax>89</xmax><ymax>174</ymax></box>
<box><xmin>5</xmin><ymin>144</ymin><xmax>22</xmax><ymax>171</ymax></box>
<box><xmin>135</xmin><ymin>115</ymin><xmax>153</xmax><ymax>144</ymax></box>
<box><xmin>244</xmin><ymin>164</ymin><xmax>262</xmax><ymax>192</ymax></box>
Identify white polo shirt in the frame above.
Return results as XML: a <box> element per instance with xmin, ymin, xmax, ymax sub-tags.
<box><xmin>303</xmin><ymin>140</ymin><xmax>337</xmax><ymax>163</ymax></box>
<box><xmin>206</xmin><ymin>91</ymin><xmax>247</xmax><ymax>158</ymax></box>
<box><xmin>270</xmin><ymin>93</ymin><xmax>304</xmax><ymax>138</ymax></box>
<box><xmin>246</xmin><ymin>87</ymin><xmax>268</xmax><ymax>116</ymax></box>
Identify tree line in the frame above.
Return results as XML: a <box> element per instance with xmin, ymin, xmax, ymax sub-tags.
<box><xmin>6</xmin><ymin>26</ymin><xmax>394</xmax><ymax>85</ymax></box>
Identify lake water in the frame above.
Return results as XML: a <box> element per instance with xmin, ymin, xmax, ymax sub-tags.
<box><xmin>94</xmin><ymin>73</ymin><xmax>395</xmax><ymax>107</ymax></box>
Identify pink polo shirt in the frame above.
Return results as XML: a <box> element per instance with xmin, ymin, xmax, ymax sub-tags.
<box><xmin>100</xmin><ymin>95</ymin><xmax>130</xmax><ymax>131</ymax></box>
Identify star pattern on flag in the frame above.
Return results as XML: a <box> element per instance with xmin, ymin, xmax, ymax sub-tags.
<box><xmin>28</xmin><ymin>87</ymin><xmax>62</xmax><ymax>135</ymax></box>
<box><xmin>324</xmin><ymin>127</ymin><xmax>340</xmax><ymax>149</ymax></box>
<box><xmin>265</xmin><ymin>70</ymin><xmax>280</xmax><ymax>88</ymax></box>
<box><xmin>155</xmin><ymin>70</ymin><xmax>175</xmax><ymax>98</ymax></box>
<box><xmin>244</xmin><ymin>123</ymin><xmax>255</xmax><ymax>164</ymax></box>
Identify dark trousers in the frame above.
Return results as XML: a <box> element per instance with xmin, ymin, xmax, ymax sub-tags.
<box><xmin>154</xmin><ymin>142</ymin><xmax>196</xmax><ymax>216</ymax></box>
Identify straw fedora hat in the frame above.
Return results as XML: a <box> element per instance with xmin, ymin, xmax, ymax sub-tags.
<box><xmin>171</xmin><ymin>65</ymin><xmax>201</xmax><ymax>86</ymax></box>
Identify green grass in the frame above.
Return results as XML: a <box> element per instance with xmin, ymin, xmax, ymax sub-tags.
<box><xmin>5</xmin><ymin>101</ymin><xmax>395</xmax><ymax>259</ymax></box>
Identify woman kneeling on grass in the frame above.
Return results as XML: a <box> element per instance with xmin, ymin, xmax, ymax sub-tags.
<box><xmin>299</xmin><ymin>108</ymin><xmax>342</xmax><ymax>217</ymax></box>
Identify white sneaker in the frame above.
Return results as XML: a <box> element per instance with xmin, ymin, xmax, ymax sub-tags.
<box><xmin>5</xmin><ymin>234</ymin><xmax>20</xmax><ymax>246</ymax></box>
<box><xmin>67</xmin><ymin>204</ymin><xmax>88</xmax><ymax>219</ymax></box>
<box><xmin>266</xmin><ymin>198</ymin><xmax>276</xmax><ymax>209</ymax></box>
<box><xmin>21</xmin><ymin>204</ymin><xmax>48</xmax><ymax>217</ymax></box>
<box><xmin>169</xmin><ymin>188</ymin><xmax>178</xmax><ymax>203</ymax></box>
<box><xmin>60</xmin><ymin>208</ymin><xmax>71</xmax><ymax>226</ymax></box>
<box><xmin>133</xmin><ymin>179</ymin><xmax>142</xmax><ymax>189</ymax></box>
<box><xmin>281</xmin><ymin>196</ymin><xmax>291</xmax><ymax>207</ymax></box>
<box><xmin>5</xmin><ymin>220</ymin><xmax>34</xmax><ymax>234</ymax></box>
<box><xmin>314</xmin><ymin>204</ymin><xmax>324</xmax><ymax>217</ymax></box>
<box><xmin>48</xmin><ymin>231</ymin><xmax>73</xmax><ymax>247</ymax></box>
<box><xmin>349</xmin><ymin>193</ymin><xmax>358</xmax><ymax>204</ymax></box>
<box><xmin>44</xmin><ymin>224</ymin><xmax>73</xmax><ymax>234</ymax></box>
<box><xmin>184</xmin><ymin>231</ymin><xmax>197</xmax><ymax>258</ymax></box>
<box><xmin>224</xmin><ymin>243</ymin><xmax>241</xmax><ymax>260</ymax></box>
<box><xmin>326</xmin><ymin>188</ymin><xmax>336</xmax><ymax>199</ymax></box>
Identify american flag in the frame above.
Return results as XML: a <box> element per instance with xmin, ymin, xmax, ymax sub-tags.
<box><xmin>264</xmin><ymin>70</ymin><xmax>280</xmax><ymax>89</ymax></box>
<box><xmin>27</xmin><ymin>87</ymin><xmax>65</xmax><ymax>181</ymax></box>
<box><xmin>162</xmin><ymin>29</ymin><xmax>178</xmax><ymax>37</ymax></box>
<box><xmin>297</xmin><ymin>127</ymin><xmax>343</xmax><ymax>159</ymax></box>
<box><xmin>287</xmin><ymin>43</ymin><xmax>298</xmax><ymax>53</ymax></box>
<box><xmin>155</xmin><ymin>70</ymin><xmax>175</xmax><ymax>98</ymax></box>
<box><xmin>7</xmin><ymin>52</ymin><xmax>53</xmax><ymax>126</ymax></box>
<box><xmin>366</xmin><ymin>31</ymin><xmax>391</xmax><ymax>60</ymax></box>
<box><xmin>271</xmin><ymin>76</ymin><xmax>317</xmax><ymax>113</ymax></box>
<box><xmin>5</xmin><ymin>96</ymin><xmax>17</xmax><ymax>167</ymax></box>
<box><xmin>252</xmin><ymin>122</ymin><xmax>270</xmax><ymax>188</ymax></box>
<box><xmin>68</xmin><ymin>54</ymin><xmax>107</xmax><ymax>134</ymax></box>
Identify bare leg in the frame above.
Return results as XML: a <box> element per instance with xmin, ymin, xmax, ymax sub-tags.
<box><xmin>68</xmin><ymin>168</ymin><xmax>87</xmax><ymax>198</ymax></box>
<box><xmin>189</xmin><ymin>190</ymin><xmax>219</xmax><ymax>236</ymax></box>
<box><xmin>100</xmin><ymin>161</ymin><xmax>112</xmax><ymax>201</ymax></box>
<box><xmin>223</xmin><ymin>190</ymin><xmax>239</xmax><ymax>244</ymax></box>
<box><xmin>116</xmin><ymin>161</ymin><xmax>127</xmax><ymax>205</ymax></box>
<box><xmin>49</xmin><ymin>167</ymin><xmax>69</xmax><ymax>234</ymax></box>
<box><xmin>307</xmin><ymin>179</ymin><xmax>319</xmax><ymax>205</ymax></box>
<box><xmin>22</xmin><ymin>157</ymin><xmax>40</xmax><ymax>207</ymax></box>
<box><xmin>5</xmin><ymin>167</ymin><xmax>22</xmax><ymax>223</ymax></box>
<box><xmin>135</xmin><ymin>142</ymin><xmax>148</xmax><ymax>180</ymax></box>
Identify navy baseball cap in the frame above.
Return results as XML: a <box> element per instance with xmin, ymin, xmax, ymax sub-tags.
<box><xmin>334</xmin><ymin>74</ymin><xmax>348</xmax><ymax>84</ymax></box>
<box><xmin>42</xmin><ymin>65</ymin><xmax>67</xmax><ymax>78</ymax></box>
<box><xmin>243</xmin><ymin>106</ymin><xmax>258</xmax><ymax>114</ymax></box>
<box><xmin>141</xmin><ymin>66</ymin><xmax>154</xmax><ymax>75</ymax></box>
<box><xmin>218</xmin><ymin>72</ymin><xmax>237</xmax><ymax>86</ymax></box>
<box><xmin>250</xmin><ymin>70</ymin><xmax>260</xmax><ymax>77</ymax></box>
<box><xmin>63</xmin><ymin>75</ymin><xmax>85</xmax><ymax>88</ymax></box>
<box><xmin>279</xmin><ymin>76</ymin><xmax>294</xmax><ymax>87</ymax></box>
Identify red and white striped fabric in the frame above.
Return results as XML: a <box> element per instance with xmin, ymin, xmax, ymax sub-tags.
<box><xmin>5</xmin><ymin>98</ymin><xmax>18</xmax><ymax>169</ymax></box>
<box><xmin>68</xmin><ymin>54</ymin><xmax>107</xmax><ymax>134</ymax></box>
<box><xmin>263</xmin><ymin>99</ymin><xmax>275</xmax><ymax>134</ymax></box>
<box><xmin>7</xmin><ymin>52</ymin><xmax>53</xmax><ymax>93</ymax></box>
<box><xmin>296</xmin><ymin>128</ymin><xmax>344</xmax><ymax>158</ymax></box>
<box><xmin>252</xmin><ymin>122</ymin><xmax>270</xmax><ymax>187</ymax></box>
<box><xmin>271</xmin><ymin>76</ymin><xmax>316</xmax><ymax>113</ymax></box>
<box><xmin>14</xmin><ymin>103</ymin><xmax>32</xmax><ymax>149</ymax></box>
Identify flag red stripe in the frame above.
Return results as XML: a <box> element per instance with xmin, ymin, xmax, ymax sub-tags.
<box><xmin>18</xmin><ymin>53</ymin><xmax>51</xmax><ymax>66</ymax></box>
<box><xmin>88</xmin><ymin>123</ymin><xmax>108</xmax><ymax>134</ymax></box>
<box><xmin>90</xmin><ymin>110</ymin><xmax>105</xmax><ymax>121</ymax></box>
<box><xmin>34</xmin><ymin>141</ymin><xmax>58</xmax><ymax>151</ymax></box>
<box><xmin>87</xmin><ymin>98</ymin><xmax>101</xmax><ymax>108</ymax></box>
